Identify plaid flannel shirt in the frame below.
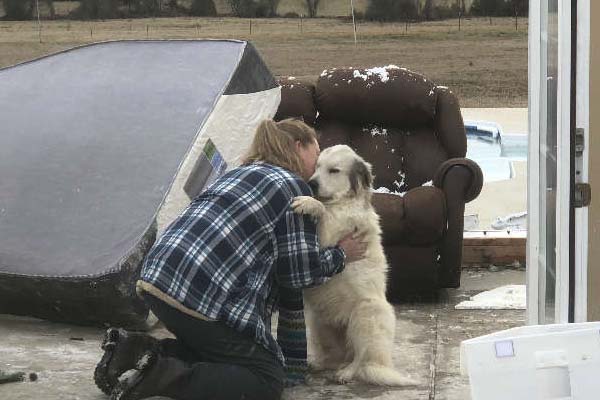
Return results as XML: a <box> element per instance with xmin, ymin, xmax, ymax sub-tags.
<box><xmin>139</xmin><ymin>162</ymin><xmax>345</xmax><ymax>364</ymax></box>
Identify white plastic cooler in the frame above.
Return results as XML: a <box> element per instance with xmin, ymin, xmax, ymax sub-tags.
<box><xmin>460</xmin><ymin>322</ymin><xmax>600</xmax><ymax>400</ymax></box>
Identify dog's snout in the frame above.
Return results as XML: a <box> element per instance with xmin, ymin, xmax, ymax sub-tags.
<box><xmin>308</xmin><ymin>179</ymin><xmax>319</xmax><ymax>194</ymax></box>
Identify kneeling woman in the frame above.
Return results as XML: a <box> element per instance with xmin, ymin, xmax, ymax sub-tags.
<box><xmin>94</xmin><ymin>118</ymin><xmax>366</xmax><ymax>400</ymax></box>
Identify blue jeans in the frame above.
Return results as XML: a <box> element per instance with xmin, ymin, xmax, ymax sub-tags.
<box><xmin>143</xmin><ymin>294</ymin><xmax>284</xmax><ymax>400</ymax></box>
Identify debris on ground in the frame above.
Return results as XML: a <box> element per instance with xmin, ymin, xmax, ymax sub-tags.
<box><xmin>0</xmin><ymin>370</ymin><xmax>38</xmax><ymax>384</ymax></box>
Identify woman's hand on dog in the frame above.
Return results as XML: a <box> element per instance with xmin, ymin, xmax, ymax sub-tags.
<box><xmin>338</xmin><ymin>231</ymin><xmax>368</xmax><ymax>263</ymax></box>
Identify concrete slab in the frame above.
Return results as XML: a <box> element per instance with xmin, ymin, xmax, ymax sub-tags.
<box><xmin>0</xmin><ymin>267</ymin><xmax>525</xmax><ymax>400</ymax></box>
<box><xmin>433</xmin><ymin>274</ymin><xmax>526</xmax><ymax>400</ymax></box>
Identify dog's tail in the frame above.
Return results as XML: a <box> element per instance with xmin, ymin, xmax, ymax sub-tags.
<box><xmin>357</xmin><ymin>365</ymin><xmax>418</xmax><ymax>387</ymax></box>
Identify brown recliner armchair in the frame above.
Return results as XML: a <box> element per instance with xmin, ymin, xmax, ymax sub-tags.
<box><xmin>275</xmin><ymin>67</ymin><xmax>483</xmax><ymax>299</ymax></box>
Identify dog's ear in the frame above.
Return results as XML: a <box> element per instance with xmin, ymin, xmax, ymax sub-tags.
<box><xmin>350</xmin><ymin>159</ymin><xmax>374</xmax><ymax>193</ymax></box>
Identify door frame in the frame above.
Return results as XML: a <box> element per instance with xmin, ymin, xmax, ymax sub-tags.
<box><xmin>574</xmin><ymin>0</ymin><xmax>590</xmax><ymax>323</ymax></box>
<box><xmin>527</xmin><ymin>0</ymin><xmax>577</xmax><ymax>325</ymax></box>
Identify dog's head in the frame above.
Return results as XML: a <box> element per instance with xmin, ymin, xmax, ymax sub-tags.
<box><xmin>308</xmin><ymin>145</ymin><xmax>373</xmax><ymax>203</ymax></box>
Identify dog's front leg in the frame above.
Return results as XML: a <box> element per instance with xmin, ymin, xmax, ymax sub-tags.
<box><xmin>292</xmin><ymin>196</ymin><xmax>326</xmax><ymax>220</ymax></box>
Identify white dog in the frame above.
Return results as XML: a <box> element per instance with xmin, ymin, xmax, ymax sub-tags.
<box><xmin>292</xmin><ymin>144</ymin><xmax>415</xmax><ymax>386</ymax></box>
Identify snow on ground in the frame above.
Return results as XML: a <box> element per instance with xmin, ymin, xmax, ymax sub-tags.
<box><xmin>455</xmin><ymin>285</ymin><xmax>526</xmax><ymax>310</ymax></box>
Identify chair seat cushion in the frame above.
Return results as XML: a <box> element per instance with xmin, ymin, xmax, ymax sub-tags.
<box><xmin>372</xmin><ymin>186</ymin><xmax>446</xmax><ymax>246</ymax></box>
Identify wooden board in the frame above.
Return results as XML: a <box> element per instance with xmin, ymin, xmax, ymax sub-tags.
<box><xmin>462</xmin><ymin>231</ymin><xmax>526</xmax><ymax>266</ymax></box>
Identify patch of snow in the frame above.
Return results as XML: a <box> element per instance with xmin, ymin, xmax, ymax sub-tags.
<box><xmin>491</xmin><ymin>211</ymin><xmax>527</xmax><ymax>230</ymax></box>
<box><xmin>117</xmin><ymin>369</ymin><xmax>138</xmax><ymax>384</ymax></box>
<box><xmin>353</xmin><ymin>70</ymin><xmax>368</xmax><ymax>81</ymax></box>
<box><xmin>395</xmin><ymin>172</ymin><xmax>406</xmax><ymax>189</ymax></box>
<box><xmin>372</xmin><ymin>187</ymin><xmax>405</xmax><ymax>197</ymax></box>
<box><xmin>363</xmin><ymin>126</ymin><xmax>388</xmax><ymax>136</ymax></box>
<box><xmin>353</xmin><ymin>65</ymin><xmax>401</xmax><ymax>84</ymax></box>
<box><xmin>320</xmin><ymin>70</ymin><xmax>328</xmax><ymax>77</ymax></box>
<box><xmin>436</xmin><ymin>85</ymin><xmax>449</xmax><ymax>90</ymax></box>
<box><xmin>136</xmin><ymin>353</ymin><xmax>152</xmax><ymax>369</ymax></box>
<box><xmin>290</xmin><ymin>85</ymin><xmax>294</xmax><ymax>89</ymax></box>
<box><xmin>422</xmin><ymin>180</ymin><xmax>433</xmax><ymax>186</ymax></box>
<box><xmin>368</xmin><ymin>67</ymin><xmax>391</xmax><ymax>83</ymax></box>
<box><xmin>373</xmin><ymin>187</ymin><xmax>391</xmax><ymax>194</ymax></box>
<box><xmin>288</xmin><ymin>76</ymin><xmax>296</xmax><ymax>80</ymax></box>
<box><xmin>347</xmin><ymin>80</ymin><xmax>352</xmax><ymax>84</ymax></box>
<box><xmin>428</xmin><ymin>89</ymin><xmax>435</xmax><ymax>96</ymax></box>
<box><xmin>455</xmin><ymin>285</ymin><xmax>526</xmax><ymax>310</ymax></box>
<box><xmin>391</xmin><ymin>148</ymin><xmax>395</xmax><ymax>153</ymax></box>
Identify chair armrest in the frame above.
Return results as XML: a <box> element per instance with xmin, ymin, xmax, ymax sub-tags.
<box><xmin>433</xmin><ymin>158</ymin><xmax>483</xmax><ymax>203</ymax></box>
<box><xmin>433</xmin><ymin>158</ymin><xmax>483</xmax><ymax>288</ymax></box>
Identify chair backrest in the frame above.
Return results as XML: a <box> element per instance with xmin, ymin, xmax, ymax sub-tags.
<box><xmin>275</xmin><ymin>66</ymin><xmax>467</xmax><ymax>192</ymax></box>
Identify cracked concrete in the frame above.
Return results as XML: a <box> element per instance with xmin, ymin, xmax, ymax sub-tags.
<box><xmin>0</xmin><ymin>266</ymin><xmax>525</xmax><ymax>400</ymax></box>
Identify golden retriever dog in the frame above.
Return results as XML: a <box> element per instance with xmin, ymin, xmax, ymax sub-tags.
<box><xmin>292</xmin><ymin>144</ymin><xmax>415</xmax><ymax>386</ymax></box>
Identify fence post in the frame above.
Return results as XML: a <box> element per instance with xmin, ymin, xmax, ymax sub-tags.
<box><xmin>249</xmin><ymin>19</ymin><xmax>252</xmax><ymax>35</ymax></box>
<box><xmin>146</xmin><ymin>24</ymin><xmax>149</xmax><ymax>39</ymax></box>
<box><xmin>350</xmin><ymin>0</ymin><xmax>357</xmax><ymax>45</ymax></box>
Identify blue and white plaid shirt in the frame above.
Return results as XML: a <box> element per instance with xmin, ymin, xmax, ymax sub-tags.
<box><xmin>139</xmin><ymin>162</ymin><xmax>345</xmax><ymax>364</ymax></box>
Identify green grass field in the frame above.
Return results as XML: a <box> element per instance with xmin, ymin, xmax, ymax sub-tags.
<box><xmin>0</xmin><ymin>16</ymin><xmax>527</xmax><ymax>107</ymax></box>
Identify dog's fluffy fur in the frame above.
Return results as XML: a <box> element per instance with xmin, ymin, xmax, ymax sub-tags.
<box><xmin>292</xmin><ymin>145</ymin><xmax>415</xmax><ymax>386</ymax></box>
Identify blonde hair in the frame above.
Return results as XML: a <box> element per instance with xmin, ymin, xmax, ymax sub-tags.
<box><xmin>243</xmin><ymin>118</ymin><xmax>317</xmax><ymax>176</ymax></box>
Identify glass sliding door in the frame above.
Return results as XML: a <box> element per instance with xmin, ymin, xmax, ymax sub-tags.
<box><xmin>540</xmin><ymin>0</ymin><xmax>559</xmax><ymax>324</ymax></box>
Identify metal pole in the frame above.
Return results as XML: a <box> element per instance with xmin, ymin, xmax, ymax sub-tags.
<box><xmin>35</xmin><ymin>0</ymin><xmax>42</xmax><ymax>43</ymax></box>
<box><xmin>350</xmin><ymin>0</ymin><xmax>357</xmax><ymax>45</ymax></box>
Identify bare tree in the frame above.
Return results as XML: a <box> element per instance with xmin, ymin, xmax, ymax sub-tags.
<box><xmin>3</xmin><ymin>0</ymin><xmax>30</xmax><ymax>20</ymax></box>
<box><xmin>510</xmin><ymin>0</ymin><xmax>527</xmax><ymax>29</ymax></box>
<box><xmin>422</xmin><ymin>0</ymin><xmax>434</xmax><ymax>20</ymax></box>
<box><xmin>44</xmin><ymin>0</ymin><xmax>56</xmax><ymax>19</ymax></box>
<box><xmin>479</xmin><ymin>0</ymin><xmax>500</xmax><ymax>25</ymax></box>
<box><xmin>305</xmin><ymin>0</ymin><xmax>320</xmax><ymax>18</ymax></box>
<box><xmin>191</xmin><ymin>0</ymin><xmax>217</xmax><ymax>16</ymax></box>
<box><xmin>266</xmin><ymin>0</ymin><xmax>281</xmax><ymax>16</ymax></box>
<box><xmin>78</xmin><ymin>0</ymin><xmax>120</xmax><ymax>19</ymax></box>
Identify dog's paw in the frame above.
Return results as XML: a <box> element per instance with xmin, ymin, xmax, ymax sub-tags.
<box><xmin>335</xmin><ymin>365</ymin><xmax>356</xmax><ymax>385</ymax></box>
<box><xmin>292</xmin><ymin>196</ymin><xmax>325</xmax><ymax>218</ymax></box>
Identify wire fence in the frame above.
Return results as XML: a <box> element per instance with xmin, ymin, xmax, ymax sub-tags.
<box><xmin>0</xmin><ymin>15</ymin><xmax>528</xmax><ymax>44</ymax></box>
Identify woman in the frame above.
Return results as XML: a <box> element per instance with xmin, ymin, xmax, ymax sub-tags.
<box><xmin>94</xmin><ymin>118</ymin><xmax>366</xmax><ymax>400</ymax></box>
